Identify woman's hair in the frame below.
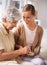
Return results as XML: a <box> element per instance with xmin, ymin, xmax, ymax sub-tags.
<box><xmin>22</xmin><ymin>4</ymin><xmax>35</xmax><ymax>15</ymax></box>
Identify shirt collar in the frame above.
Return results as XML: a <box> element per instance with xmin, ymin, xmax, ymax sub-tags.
<box><xmin>0</xmin><ymin>22</ymin><xmax>9</xmax><ymax>35</ymax></box>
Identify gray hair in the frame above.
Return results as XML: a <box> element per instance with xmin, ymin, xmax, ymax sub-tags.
<box><xmin>3</xmin><ymin>6</ymin><xmax>21</xmax><ymax>22</ymax></box>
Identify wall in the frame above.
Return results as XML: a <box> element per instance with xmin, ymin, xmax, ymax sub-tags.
<box><xmin>31</xmin><ymin>0</ymin><xmax>47</xmax><ymax>29</ymax></box>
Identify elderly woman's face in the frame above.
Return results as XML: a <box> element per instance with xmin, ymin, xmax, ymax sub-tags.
<box><xmin>4</xmin><ymin>7</ymin><xmax>21</xmax><ymax>30</ymax></box>
<box><xmin>3</xmin><ymin>17</ymin><xmax>17</xmax><ymax>30</ymax></box>
<box><xmin>8</xmin><ymin>19</ymin><xmax>18</xmax><ymax>30</ymax></box>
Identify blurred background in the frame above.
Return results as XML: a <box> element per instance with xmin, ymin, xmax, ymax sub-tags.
<box><xmin>0</xmin><ymin>0</ymin><xmax>47</xmax><ymax>29</ymax></box>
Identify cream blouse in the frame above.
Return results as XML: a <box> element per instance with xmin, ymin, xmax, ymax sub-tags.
<box><xmin>0</xmin><ymin>22</ymin><xmax>15</xmax><ymax>52</ymax></box>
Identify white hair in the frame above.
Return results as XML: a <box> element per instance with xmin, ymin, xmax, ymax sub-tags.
<box><xmin>2</xmin><ymin>6</ymin><xmax>21</xmax><ymax>22</ymax></box>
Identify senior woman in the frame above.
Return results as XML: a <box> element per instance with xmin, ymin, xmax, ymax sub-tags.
<box><xmin>0</xmin><ymin>6</ymin><xmax>30</xmax><ymax>65</ymax></box>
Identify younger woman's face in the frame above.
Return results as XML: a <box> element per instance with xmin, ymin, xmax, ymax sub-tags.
<box><xmin>22</xmin><ymin>11</ymin><xmax>35</xmax><ymax>25</ymax></box>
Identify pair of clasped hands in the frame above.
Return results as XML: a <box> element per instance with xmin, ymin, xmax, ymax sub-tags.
<box><xmin>18</xmin><ymin>45</ymin><xmax>34</xmax><ymax>56</ymax></box>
